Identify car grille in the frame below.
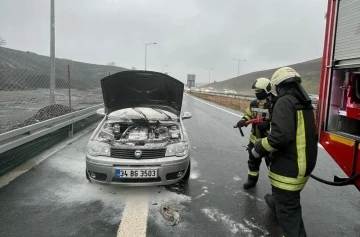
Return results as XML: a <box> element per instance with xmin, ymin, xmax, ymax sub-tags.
<box><xmin>110</xmin><ymin>148</ymin><xmax>166</xmax><ymax>159</ymax></box>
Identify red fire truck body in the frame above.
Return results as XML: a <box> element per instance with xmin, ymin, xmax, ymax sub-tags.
<box><xmin>317</xmin><ymin>0</ymin><xmax>360</xmax><ymax>190</ymax></box>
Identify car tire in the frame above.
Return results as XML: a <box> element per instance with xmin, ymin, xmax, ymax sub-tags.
<box><xmin>182</xmin><ymin>161</ymin><xmax>191</xmax><ymax>180</ymax></box>
<box><xmin>86</xmin><ymin>169</ymin><xmax>91</xmax><ymax>181</ymax></box>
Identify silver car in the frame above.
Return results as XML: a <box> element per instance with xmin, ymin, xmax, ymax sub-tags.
<box><xmin>85</xmin><ymin>70</ymin><xmax>192</xmax><ymax>186</ymax></box>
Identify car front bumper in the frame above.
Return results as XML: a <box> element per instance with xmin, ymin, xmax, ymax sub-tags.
<box><xmin>85</xmin><ymin>153</ymin><xmax>190</xmax><ymax>186</ymax></box>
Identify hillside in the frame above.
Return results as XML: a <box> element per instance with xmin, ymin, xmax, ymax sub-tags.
<box><xmin>0</xmin><ymin>47</ymin><xmax>128</xmax><ymax>91</ymax></box>
<box><xmin>201</xmin><ymin>58</ymin><xmax>322</xmax><ymax>94</ymax></box>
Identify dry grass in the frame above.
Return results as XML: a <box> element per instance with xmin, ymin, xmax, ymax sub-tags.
<box><xmin>190</xmin><ymin>92</ymin><xmax>250</xmax><ymax>112</ymax></box>
<box><xmin>190</xmin><ymin>92</ymin><xmax>317</xmax><ymax>116</ymax></box>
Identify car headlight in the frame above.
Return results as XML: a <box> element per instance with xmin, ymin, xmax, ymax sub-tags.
<box><xmin>87</xmin><ymin>140</ymin><xmax>110</xmax><ymax>156</ymax></box>
<box><xmin>96</xmin><ymin>131</ymin><xmax>114</xmax><ymax>142</ymax></box>
<box><xmin>165</xmin><ymin>142</ymin><xmax>189</xmax><ymax>157</ymax></box>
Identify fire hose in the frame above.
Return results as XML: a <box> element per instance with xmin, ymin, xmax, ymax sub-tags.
<box><xmin>309</xmin><ymin>173</ymin><xmax>360</xmax><ymax>186</ymax></box>
<box><xmin>234</xmin><ymin>117</ymin><xmax>360</xmax><ymax>186</ymax></box>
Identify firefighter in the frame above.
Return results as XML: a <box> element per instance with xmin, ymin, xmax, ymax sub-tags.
<box><xmin>236</xmin><ymin>77</ymin><xmax>276</xmax><ymax>189</ymax></box>
<box><xmin>251</xmin><ymin>67</ymin><xmax>318</xmax><ymax>237</ymax></box>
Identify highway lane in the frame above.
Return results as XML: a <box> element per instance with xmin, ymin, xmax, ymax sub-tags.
<box><xmin>0</xmin><ymin>93</ymin><xmax>359</xmax><ymax>237</ymax></box>
<box><xmin>180</xmin><ymin>94</ymin><xmax>360</xmax><ymax>237</ymax></box>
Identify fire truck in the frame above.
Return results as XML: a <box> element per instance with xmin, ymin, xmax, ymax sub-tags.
<box><xmin>316</xmin><ymin>0</ymin><xmax>360</xmax><ymax>190</ymax></box>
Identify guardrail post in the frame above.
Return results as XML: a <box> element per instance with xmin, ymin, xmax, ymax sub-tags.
<box><xmin>68</xmin><ymin>124</ymin><xmax>73</xmax><ymax>138</ymax></box>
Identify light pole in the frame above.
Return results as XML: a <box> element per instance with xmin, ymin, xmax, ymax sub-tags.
<box><xmin>50</xmin><ymin>0</ymin><xmax>56</xmax><ymax>105</ymax></box>
<box><xmin>145</xmin><ymin>42</ymin><xmax>156</xmax><ymax>70</ymax></box>
<box><xmin>204</xmin><ymin>68</ymin><xmax>214</xmax><ymax>84</ymax></box>
<box><xmin>233</xmin><ymin>58</ymin><xmax>246</xmax><ymax>76</ymax></box>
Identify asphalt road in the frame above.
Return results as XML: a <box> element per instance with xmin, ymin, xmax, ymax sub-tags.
<box><xmin>0</xmin><ymin>93</ymin><xmax>359</xmax><ymax>237</ymax></box>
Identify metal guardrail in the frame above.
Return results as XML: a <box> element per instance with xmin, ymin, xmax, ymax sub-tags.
<box><xmin>190</xmin><ymin>91</ymin><xmax>318</xmax><ymax>109</ymax></box>
<box><xmin>0</xmin><ymin>104</ymin><xmax>103</xmax><ymax>154</ymax></box>
<box><xmin>197</xmin><ymin>91</ymin><xmax>256</xmax><ymax>100</ymax></box>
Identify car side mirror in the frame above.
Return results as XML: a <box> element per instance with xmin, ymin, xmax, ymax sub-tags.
<box><xmin>96</xmin><ymin>108</ymin><xmax>105</xmax><ymax>116</ymax></box>
<box><xmin>182</xmin><ymin>112</ymin><xmax>192</xmax><ymax>120</ymax></box>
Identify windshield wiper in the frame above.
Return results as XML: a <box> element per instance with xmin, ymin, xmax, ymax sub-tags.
<box><xmin>132</xmin><ymin>108</ymin><xmax>148</xmax><ymax>120</ymax></box>
<box><xmin>151</xmin><ymin>108</ymin><xmax>173</xmax><ymax>120</ymax></box>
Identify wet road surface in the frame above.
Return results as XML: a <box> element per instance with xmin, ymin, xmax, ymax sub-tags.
<box><xmin>0</xmin><ymin>93</ymin><xmax>359</xmax><ymax>237</ymax></box>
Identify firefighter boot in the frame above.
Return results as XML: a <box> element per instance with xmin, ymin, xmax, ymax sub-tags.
<box><xmin>243</xmin><ymin>174</ymin><xmax>258</xmax><ymax>189</ymax></box>
<box><xmin>264</xmin><ymin>194</ymin><xmax>277</xmax><ymax>218</ymax></box>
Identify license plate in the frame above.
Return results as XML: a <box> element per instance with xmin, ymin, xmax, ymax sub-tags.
<box><xmin>115</xmin><ymin>169</ymin><xmax>158</xmax><ymax>178</ymax></box>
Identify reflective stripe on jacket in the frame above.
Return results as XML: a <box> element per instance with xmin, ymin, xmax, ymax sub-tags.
<box><xmin>241</xmin><ymin>98</ymin><xmax>272</xmax><ymax>144</ymax></box>
<box><xmin>254</xmin><ymin>93</ymin><xmax>318</xmax><ymax>191</ymax></box>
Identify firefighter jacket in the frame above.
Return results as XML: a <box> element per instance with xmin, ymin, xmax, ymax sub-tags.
<box><xmin>241</xmin><ymin>95</ymin><xmax>275</xmax><ymax>144</ymax></box>
<box><xmin>254</xmin><ymin>89</ymin><xmax>318</xmax><ymax>191</ymax></box>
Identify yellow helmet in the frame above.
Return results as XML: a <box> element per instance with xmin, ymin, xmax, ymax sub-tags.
<box><xmin>251</xmin><ymin>77</ymin><xmax>271</xmax><ymax>93</ymax></box>
<box><xmin>271</xmin><ymin>67</ymin><xmax>301</xmax><ymax>86</ymax></box>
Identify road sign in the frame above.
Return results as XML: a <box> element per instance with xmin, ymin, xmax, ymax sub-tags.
<box><xmin>187</xmin><ymin>74</ymin><xmax>195</xmax><ymax>88</ymax></box>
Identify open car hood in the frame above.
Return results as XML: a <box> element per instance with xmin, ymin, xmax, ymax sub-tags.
<box><xmin>100</xmin><ymin>70</ymin><xmax>184</xmax><ymax>116</ymax></box>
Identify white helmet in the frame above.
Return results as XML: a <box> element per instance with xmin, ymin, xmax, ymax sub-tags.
<box><xmin>251</xmin><ymin>77</ymin><xmax>272</xmax><ymax>100</ymax></box>
<box><xmin>251</xmin><ymin>77</ymin><xmax>271</xmax><ymax>93</ymax></box>
<box><xmin>271</xmin><ymin>67</ymin><xmax>301</xmax><ymax>86</ymax></box>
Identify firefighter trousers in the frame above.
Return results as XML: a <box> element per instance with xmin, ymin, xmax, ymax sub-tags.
<box><xmin>265</xmin><ymin>186</ymin><xmax>307</xmax><ymax>237</ymax></box>
<box><xmin>246</xmin><ymin>142</ymin><xmax>270</xmax><ymax>184</ymax></box>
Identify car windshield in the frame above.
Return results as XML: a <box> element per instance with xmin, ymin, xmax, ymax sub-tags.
<box><xmin>108</xmin><ymin>107</ymin><xmax>177</xmax><ymax>121</ymax></box>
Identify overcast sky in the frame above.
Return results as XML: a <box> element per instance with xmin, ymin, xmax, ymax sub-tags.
<box><xmin>0</xmin><ymin>0</ymin><xmax>327</xmax><ymax>84</ymax></box>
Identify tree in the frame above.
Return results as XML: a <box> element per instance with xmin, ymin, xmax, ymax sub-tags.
<box><xmin>0</xmin><ymin>36</ymin><xmax>6</xmax><ymax>47</ymax></box>
<box><xmin>131</xmin><ymin>66</ymin><xmax>137</xmax><ymax>70</ymax></box>
<box><xmin>107</xmin><ymin>62</ymin><xmax>115</xmax><ymax>66</ymax></box>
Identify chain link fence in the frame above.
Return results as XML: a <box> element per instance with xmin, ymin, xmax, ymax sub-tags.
<box><xmin>0</xmin><ymin>2</ymin><xmax>132</xmax><ymax>177</ymax></box>
<box><xmin>0</xmin><ymin>47</ymin><xmax>126</xmax><ymax>134</ymax></box>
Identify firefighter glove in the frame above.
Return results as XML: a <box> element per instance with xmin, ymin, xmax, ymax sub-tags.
<box><xmin>237</xmin><ymin>119</ymin><xmax>247</xmax><ymax>127</ymax></box>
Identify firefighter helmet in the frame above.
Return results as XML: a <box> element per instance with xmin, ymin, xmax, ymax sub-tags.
<box><xmin>251</xmin><ymin>77</ymin><xmax>271</xmax><ymax>94</ymax></box>
<box><xmin>252</xmin><ymin>77</ymin><xmax>272</xmax><ymax>100</ymax></box>
<box><xmin>271</xmin><ymin>67</ymin><xmax>301</xmax><ymax>86</ymax></box>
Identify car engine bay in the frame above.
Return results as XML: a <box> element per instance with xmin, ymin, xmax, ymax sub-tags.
<box><xmin>95</xmin><ymin>122</ymin><xmax>182</xmax><ymax>146</ymax></box>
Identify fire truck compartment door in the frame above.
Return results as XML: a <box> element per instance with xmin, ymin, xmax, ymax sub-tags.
<box><xmin>333</xmin><ymin>0</ymin><xmax>360</xmax><ymax>68</ymax></box>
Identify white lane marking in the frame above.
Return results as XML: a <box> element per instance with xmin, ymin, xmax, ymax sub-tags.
<box><xmin>117</xmin><ymin>190</ymin><xmax>149</xmax><ymax>237</ymax></box>
<box><xmin>185</xmin><ymin>93</ymin><xmax>325</xmax><ymax>150</ymax></box>
<box><xmin>0</xmin><ymin>124</ymin><xmax>97</xmax><ymax>189</ymax></box>
<box><xmin>184</xmin><ymin>93</ymin><xmax>242</xmax><ymax>117</ymax></box>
